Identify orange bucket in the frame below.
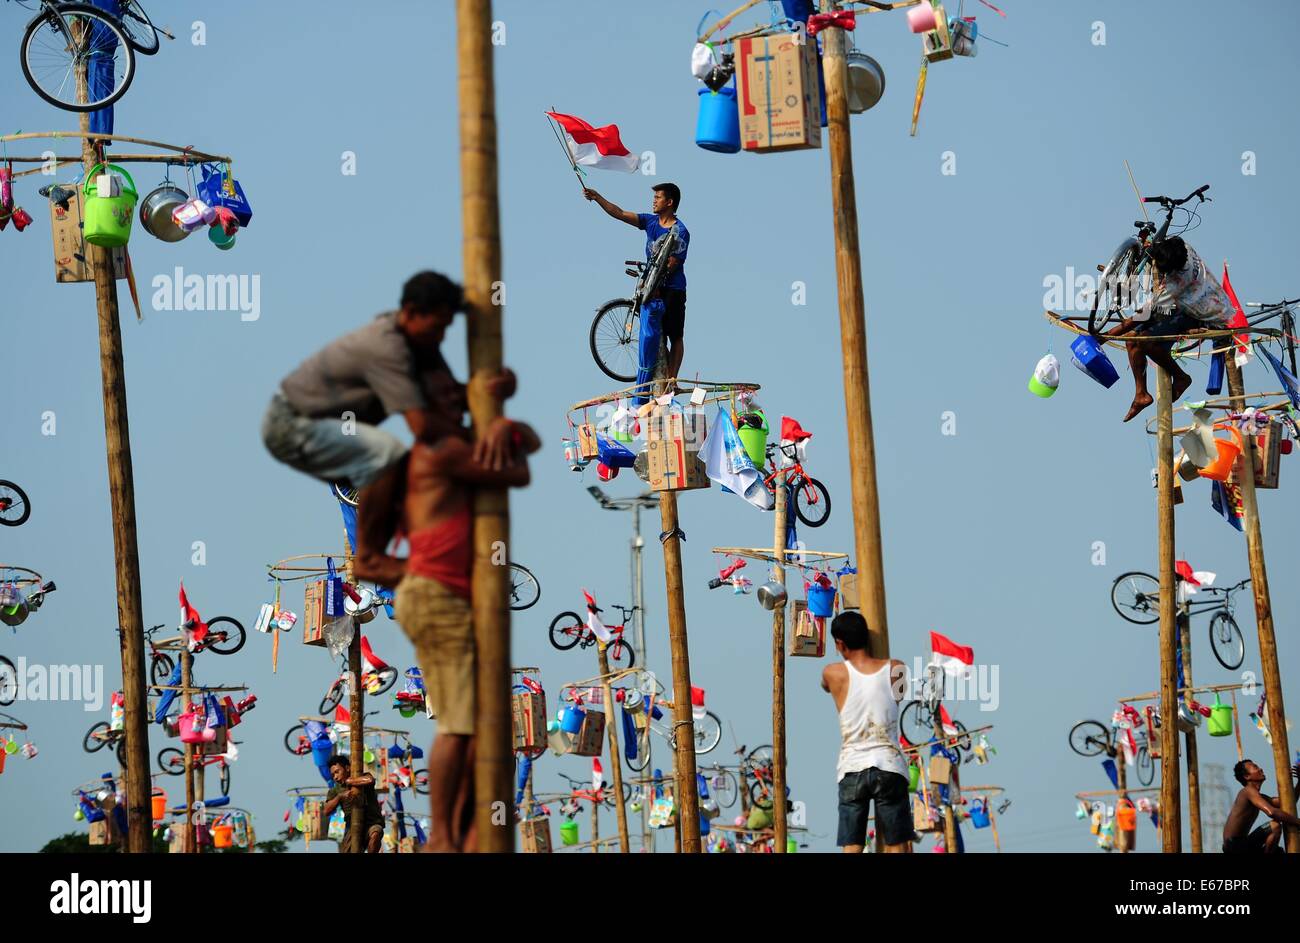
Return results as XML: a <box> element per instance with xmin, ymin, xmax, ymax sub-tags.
<box><xmin>1198</xmin><ymin>428</ymin><xmax>1242</xmax><ymax>482</ymax></box>
<box><xmin>151</xmin><ymin>791</ymin><xmax>167</xmax><ymax>821</ymax></box>
<box><xmin>1116</xmin><ymin>799</ymin><xmax>1137</xmax><ymax>832</ymax></box>
<box><xmin>212</xmin><ymin>824</ymin><xmax>234</xmax><ymax>848</ymax></box>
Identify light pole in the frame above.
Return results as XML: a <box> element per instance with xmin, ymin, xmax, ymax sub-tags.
<box><xmin>587</xmin><ymin>486</ymin><xmax>657</xmax><ymax>851</ymax></box>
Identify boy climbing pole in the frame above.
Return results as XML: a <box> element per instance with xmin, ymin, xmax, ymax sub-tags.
<box><xmin>583</xmin><ymin>183</ymin><xmax>691</xmax><ymax>382</ymax></box>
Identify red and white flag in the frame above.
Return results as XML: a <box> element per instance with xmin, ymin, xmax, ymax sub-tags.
<box><xmin>938</xmin><ymin>703</ymin><xmax>960</xmax><ymax>738</ymax></box>
<box><xmin>547</xmin><ymin>111</ymin><xmax>640</xmax><ymax>172</ymax></box>
<box><xmin>1222</xmin><ymin>264</ymin><xmax>1251</xmax><ymax>365</ymax></box>
<box><xmin>360</xmin><ymin>635</ymin><xmax>388</xmax><ymax>671</ymax></box>
<box><xmin>592</xmin><ymin>758</ymin><xmax>604</xmax><ymax>793</ymax></box>
<box><xmin>334</xmin><ymin>705</ymin><xmax>351</xmax><ymax>725</ymax></box>
<box><xmin>583</xmin><ymin>590</ymin><xmax>612</xmax><ymax>643</ymax></box>
<box><xmin>179</xmin><ymin>582</ymin><xmax>208</xmax><ymax>649</ymax></box>
<box><xmin>930</xmin><ymin>631</ymin><xmax>974</xmax><ymax>677</ymax></box>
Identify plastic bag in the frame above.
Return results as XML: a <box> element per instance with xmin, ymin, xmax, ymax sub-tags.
<box><xmin>323</xmin><ymin>613</ymin><xmax>355</xmax><ymax>661</ymax></box>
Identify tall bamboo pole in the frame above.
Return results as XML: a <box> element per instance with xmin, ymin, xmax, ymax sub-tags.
<box><xmin>1116</xmin><ymin>743</ymin><xmax>1129</xmax><ymax>854</ymax></box>
<box><xmin>771</xmin><ymin>470</ymin><xmax>789</xmax><ymax>853</ymax></box>
<box><xmin>182</xmin><ymin>650</ymin><xmax>195</xmax><ymax>854</ymax></box>
<box><xmin>1155</xmin><ymin>367</ymin><xmax>1182</xmax><ymax>853</ymax></box>
<box><xmin>597</xmin><ymin>645</ymin><xmax>631</xmax><ymax>853</ymax></box>
<box><xmin>344</xmin><ymin>533</ymin><xmax>365</xmax><ymax>852</ymax></box>
<box><xmin>823</xmin><ymin>3</ymin><xmax>890</xmax><ymax>659</ymax></box>
<box><xmin>631</xmin><ymin>504</ymin><xmax>651</xmax><ymax>851</ymax></box>
<box><xmin>1224</xmin><ymin>356</ymin><xmax>1297</xmax><ymax>851</ymax></box>
<box><xmin>932</xmin><ymin>715</ymin><xmax>958</xmax><ymax>852</ymax></box>
<box><xmin>456</xmin><ymin>0</ymin><xmax>512</xmax><ymax>853</ymax></box>
<box><xmin>659</xmin><ymin>490</ymin><xmax>702</xmax><ymax>852</ymax></box>
<box><xmin>77</xmin><ymin>55</ymin><xmax>150</xmax><ymax>856</ymax></box>
<box><xmin>1179</xmin><ymin>607</ymin><xmax>1202</xmax><ymax>853</ymax></box>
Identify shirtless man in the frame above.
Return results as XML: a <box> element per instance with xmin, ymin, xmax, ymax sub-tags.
<box><xmin>1222</xmin><ymin>758</ymin><xmax>1300</xmax><ymax>854</ymax></box>
<box><xmin>352</xmin><ymin>371</ymin><xmax>539</xmax><ymax>852</ymax></box>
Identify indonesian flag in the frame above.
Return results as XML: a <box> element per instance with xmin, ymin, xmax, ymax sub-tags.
<box><xmin>779</xmin><ymin>416</ymin><xmax>813</xmax><ymax>468</ymax></box>
<box><xmin>583</xmin><ymin>590</ymin><xmax>612</xmax><ymax>643</ymax></box>
<box><xmin>592</xmin><ymin>758</ymin><xmax>604</xmax><ymax>793</ymax></box>
<box><xmin>179</xmin><ymin>582</ymin><xmax>208</xmax><ymax>649</ymax></box>
<box><xmin>334</xmin><ymin>705</ymin><xmax>351</xmax><ymax>725</ymax></box>
<box><xmin>938</xmin><ymin>703</ymin><xmax>960</xmax><ymax>738</ymax></box>
<box><xmin>547</xmin><ymin>111</ymin><xmax>640</xmax><ymax>172</ymax></box>
<box><xmin>1175</xmin><ymin>561</ymin><xmax>1216</xmax><ymax>605</ymax></box>
<box><xmin>930</xmin><ymin>631</ymin><xmax>974</xmax><ymax>678</ymax></box>
<box><xmin>360</xmin><ymin>635</ymin><xmax>388</xmax><ymax>672</ymax></box>
<box><xmin>1222</xmin><ymin>264</ymin><xmax>1251</xmax><ymax>365</ymax></box>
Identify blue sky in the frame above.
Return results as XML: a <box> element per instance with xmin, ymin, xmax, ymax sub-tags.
<box><xmin>2</xmin><ymin>0</ymin><xmax>1298</xmax><ymax>852</ymax></box>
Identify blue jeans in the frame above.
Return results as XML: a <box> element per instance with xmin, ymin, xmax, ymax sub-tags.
<box><xmin>261</xmin><ymin>392</ymin><xmax>407</xmax><ymax>490</ymax></box>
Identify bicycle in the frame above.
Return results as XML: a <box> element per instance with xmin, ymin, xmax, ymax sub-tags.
<box><xmin>0</xmin><ymin>655</ymin><xmax>15</xmax><ymax>706</ymax></box>
<box><xmin>589</xmin><ymin>230</ymin><xmax>678</xmax><ymax>383</ymax></box>
<box><xmin>0</xmin><ymin>480</ymin><xmax>31</xmax><ymax>526</ymax></box>
<box><xmin>82</xmin><ymin>719</ymin><xmax>128</xmax><ymax>767</ymax></box>
<box><xmin>14</xmin><ymin>0</ymin><xmax>169</xmax><ymax>112</ymax></box>
<box><xmin>556</xmin><ymin>770</ymin><xmax>633</xmax><ymax>812</ymax></box>
<box><xmin>761</xmin><ymin>440</ymin><xmax>831</xmax><ymax>528</ymax></box>
<box><xmin>696</xmin><ymin>758</ymin><xmax>742</xmax><ymax>809</ymax></box>
<box><xmin>898</xmin><ymin>662</ymin><xmax>972</xmax><ymax>756</ymax></box>
<box><xmin>1110</xmin><ymin>571</ymin><xmax>1249</xmax><ymax>672</ymax></box>
<box><xmin>156</xmin><ymin>745</ymin><xmax>232</xmax><ymax>797</ymax></box>
<box><xmin>1088</xmin><ymin>184</ymin><xmax>1211</xmax><ymax>342</ymax></box>
<box><xmin>1067</xmin><ymin>711</ymin><xmax>1156</xmax><ymax>787</ymax></box>
<box><xmin>318</xmin><ymin>644</ymin><xmax>399</xmax><ymax>715</ymax></box>
<box><xmin>733</xmin><ymin>743</ymin><xmax>791</xmax><ymax>811</ymax></box>
<box><xmin>141</xmin><ymin>616</ymin><xmax>247</xmax><ymax>686</ymax></box>
<box><xmin>614</xmin><ymin>670</ymin><xmax>723</xmax><ymax>771</ymax></box>
<box><xmin>548</xmin><ymin>600</ymin><xmax>637</xmax><ymax>670</ymax></box>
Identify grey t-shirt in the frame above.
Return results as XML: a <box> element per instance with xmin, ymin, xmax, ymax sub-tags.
<box><xmin>280</xmin><ymin>312</ymin><xmax>448</xmax><ymax>424</ymax></box>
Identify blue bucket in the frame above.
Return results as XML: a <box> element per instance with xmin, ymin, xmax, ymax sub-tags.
<box><xmin>1069</xmin><ymin>335</ymin><xmax>1120</xmax><ymax>389</ymax></box>
<box><xmin>971</xmin><ymin>801</ymin><xmax>990</xmax><ymax>828</ymax></box>
<box><xmin>696</xmin><ymin>86</ymin><xmax>740</xmax><ymax>154</ymax></box>
<box><xmin>561</xmin><ymin>704</ymin><xmax>586</xmax><ymax>735</ymax></box>
<box><xmin>311</xmin><ymin>739</ymin><xmax>334</xmax><ymax>766</ymax></box>
<box><xmin>807</xmin><ymin>583</ymin><xmax>836</xmax><ymax>618</ymax></box>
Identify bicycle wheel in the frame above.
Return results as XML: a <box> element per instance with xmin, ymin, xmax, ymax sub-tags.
<box><xmin>332</xmin><ymin>482</ymin><xmax>360</xmax><ymax>507</ymax></box>
<box><xmin>414</xmin><ymin>768</ymin><xmax>429</xmax><ymax>796</ymax></box>
<box><xmin>1068</xmin><ymin>720</ymin><xmax>1110</xmax><ymax>758</ymax></box>
<box><xmin>202</xmin><ymin>616</ymin><xmax>246</xmax><ymax>655</ymax></box>
<box><xmin>1208</xmin><ymin>611</ymin><xmax>1245</xmax><ymax>672</ymax></box>
<box><xmin>21</xmin><ymin>5</ymin><xmax>135</xmax><ymax>112</ymax></box>
<box><xmin>84</xmin><ymin>721</ymin><xmax>110</xmax><ymax>753</ymax></box>
<box><xmin>692</xmin><ymin>710</ymin><xmax>723</xmax><ymax>755</ymax></box>
<box><xmin>284</xmin><ymin>724</ymin><xmax>308</xmax><ymax>756</ymax></box>
<box><xmin>950</xmin><ymin>719</ymin><xmax>972</xmax><ymax>754</ymax></box>
<box><xmin>548</xmin><ymin>611</ymin><xmax>585</xmax><ymax>651</ymax></box>
<box><xmin>149</xmin><ymin>652</ymin><xmax>174</xmax><ymax>687</ymax></box>
<box><xmin>605</xmin><ymin>637</ymin><xmax>636</xmax><ymax>671</ymax></box>
<box><xmin>590</xmin><ymin>298</ymin><xmax>640</xmax><ymax>383</ymax></box>
<box><xmin>0</xmin><ymin>481</ymin><xmax>31</xmax><ymax>527</ymax></box>
<box><xmin>1136</xmin><ymin>746</ymin><xmax>1155</xmax><ymax>786</ymax></box>
<box><xmin>792</xmin><ymin>476</ymin><xmax>832</xmax><ymax>528</ymax></box>
<box><xmin>898</xmin><ymin>700</ymin><xmax>934</xmax><ymax>747</ymax></box>
<box><xmin>1111</xmin><ymin>571</ymin><xmax>1161</xmax><ymax>625</ymax></box>
<box><xmin>710</xmin><ymin>769</ymin><xmax>739</xmax><ymax>808</ymax></box>
<box><xmin>749</xmin><ymin>777</ymin><xmax>788</xmax><ymax>811</ymax></box>
<box><xmin>0</xmin><ymin>656</ymin><xmax>16</xmax><ymax>706</ymax></box>
<box><xmin>370</xmin><ymin>666</ymin><xmax>399</xmax><ymax>697</ymax></box>
<box><xmin>220</xmin><ymin>762</ymin><xmax>231</xmax><ymax>797</ymax></box>
<box><xmin>745</xmin><ymin>744</ymin><xmax>774</xmax><ymax>773</ymax></box>
<box><xmin>118</xmin><ymin>0</ymin><xmax>159</xmax><ymax>54</ymax></box>
<box><xmin>1088</xmin><ymin>238</ymin><xmax>1142</xmax><ymax>335</ymax></box>
<box><xmin>507</xmin><ymin>563</ymin><xmax>541</xmax><ymax>611</ymax></box>
<box><xmin>116</xmin><ymin>737</ymin><xmax>128</xmax><ymax>768</ymax></box>
<box><xmin>319</xmin><ymin>680</ymin><xmax>345</xmax><ymax>716</ymax></box>
<box><xmin>157</xmin><ymin>747</ymin><xmax>185</xmax><ymax>775</ymax></box>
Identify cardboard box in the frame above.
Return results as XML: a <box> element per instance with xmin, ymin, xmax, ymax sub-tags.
<box><xmin>88</xmin><ymin>820</ymin><xmax>109</xmax><ymax>846</ymax></box>
<box><xmin>512</xmin><ymin>691</ymin><xmax>548</xmax><ymax>753</ymax></box>
<box><xmin>201</xmin><ymin>726</ymin><xmax>228</xmax><ymax>756</ymax></box>
<box><xmin>577</xmin><ymin>423</ymin><xmax>599</xmax><ymax>460</ymax></box>
<box><xmin>736</xmin><ymin>34</ymin><xmax>822</xmax><ymax>152</ymax></box>
<box><xmin>573</xmin><ymin>710</ymin><xmax>606</xmax><ymax>757</ymax></box>
<box><xmin>49</xmin><ymin>185</ymin><xmax>127</xmax><ymax>283</ymax></box>
<box><xmin>789</xmin><ymin>600</ymin><xmax>825</xmax><ymax>658</ymax></box>
<box><xmin>913</xmin><ymin>794</ymin><xmax>938</xmax><ymax>832</ymax></box>
<box><xmin>929</xmin><ymin>754</ymin><xmax>951</xmax><ymax>785</ymax></box>
<box><xmin>839</xmin><ymin>573</ymin><xmax>860</xmax><ymax>610</ymax></box>
<box><xmin>303</xmin><ymin>799</ymin><xmax>329</xmax><ymax>841</ymax></box>
<box><xmin>519</xmin><ymin>816</ymin><xmax>553</xmax><ymax>853</ymax></box>
<box><xmin>922</xmin><ymin>4</ymin><xmax>954</xmax><ymax>62</ymax></box>
<box><xmin>1229</xmin><ymin>420</ymin><xmax>1283</xmax><ymax>490</ymax></box>
<box><xmin>303</xmin><ymin>580</ymin><xmax>326</xmax><ymax>646</ymax></box>
<box><xmin>168</xmin><ymin>828</ymin><xmax>185</xmax><ymax>854</ymax></box>
<box><xmin>646</xmin><ymin>412</ymin><xmax>710</xmax><ymax>493</ymax></box>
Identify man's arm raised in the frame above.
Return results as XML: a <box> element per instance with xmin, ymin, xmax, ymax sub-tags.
<box><xmin>583</xmin><ymin>188</ymin><xmax>639</xmax><ymax>226</ymax></box>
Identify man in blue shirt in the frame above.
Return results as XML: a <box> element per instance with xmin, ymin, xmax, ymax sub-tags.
<box><xmin>583</xmin><ymin>183</ymin><xmax>691</xmax><ymax>381</ymax></box>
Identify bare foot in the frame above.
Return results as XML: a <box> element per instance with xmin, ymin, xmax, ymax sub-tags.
<box><xmin>1171</xmin><ymin>371</ymin><xmax>1192</xmax><ymax>402</ymax></box>
<box><xmin>1123</xmin><ymin>393</ymin><xmax>1154</xmax><ymax>422</ymax></box>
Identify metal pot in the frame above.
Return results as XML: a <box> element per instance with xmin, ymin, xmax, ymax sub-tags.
<box><xmin>345</xmin><ymin>586</ymin><xmax>378</xmax><ymax>624</ymax></box>
<box><xmin>1176</xmin><ymin>702</ymin><xmax>1201</xmax><ymax>733</ymax></box>
<box><xmin>757</xmin><ymin>581</ymin><xmax>787</xmax><ymax>611</ymax></box>
<box><xmin>846</xmin><ymin>51</ymin><xmax>886</xmax><ymax>114</ymax></box>
<box><xmin>139</xmin><ymin>183</ymin><xmax>191</xmax><ymax>242</ymax></box>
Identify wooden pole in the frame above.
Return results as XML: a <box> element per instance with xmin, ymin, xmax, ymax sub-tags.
<box><xmin>989</xmin><ymin>809</ymin><xmax>1001</xmax><ymax>853</ymax></box>
<box><xmin>1155</xmin><ymin>366</ymin><xmax>1182</xmax><ymax>853</ymax></box>
<box><xmin>1116</xmin><ymin>741</ymin><xmax>1129</xmax><ymax>854</ymax></box>
<box><xmin>1224</xmin><ymin>356</ymin><xmax>1298</xmax><ymax>852</ymax></box>
<box><xmin>457</xmin><ymin>0</ymin><xmax>513</xmax><ymax>854</ymax></box>
<box><xmin>658</xmin><ymin>490</ymin><xmax>702</xmax><ymax>852</ymax></box>
<box><xmin>771</xmin><ymin>469</ymin><xmax>789</xmax><ymax>853</ymax></box>
<box><xmin>823</xmin><ymin>4</ymin><xmax>890</xmax><ymax>659</ymax></box>
<box><xmin>77</xmin><ymin>49</ymin><xmax>150</xmax><ymax>857</ymax></box>
<box><xmin>932</xmin><ymin>715</ymin><xmax>958</xmax><ymax>853</ymax></box>
<box><xmin>195</xmin><ymin>717</ymin><xmax>205</xmax><ymax>851</ymax></box>
<box><xmin>597</xmin><ymin>646</ymin><xmax>631</xmax><ymax>853</ymax></box>
<box><xmin>1179</xmin><ymin>606</ymin><xmax>1202</xmax><ymax>853</ymax></box>
<box><xmin>344</xmin><ymin>538</ymin><xmax>364</xmax><ymax>853</ymax></box>
<box><xmin>182</xmin><ymin>650</ymin><xmax>195</xmax><ymax>854</ymax></box>
<box><xmin>1231</xmin><ymin>690</ymin><xmax>1243</xmax><ymax>762</ymax></box>
<box><xmin>631</xmin><ymin>504</ymin><xmax>652</xmax><ymax>852</ymax></box>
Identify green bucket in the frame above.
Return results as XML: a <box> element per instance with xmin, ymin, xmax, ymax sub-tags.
<box><xmin>83</xmin><ymin>163</ymin><xmax>138</xmax><ymax>248</ymax></box>
<box><xmin>736</xmin><ymin>411</ymin><xmax>769</xmax><ymax>469</ymax></box>
<box><xmin>560</xmin><ymin>820</ymin><xmax>579</xmax><ymax>845</ymax></box>
<box><xmin>1208</xmin><ymin>695</ymin><xmax>1233</xmax><ymax>737</ymax></box>
<box><xmin>908</xmin><ymin>763</ymin><xmax>920</xmax><ymax>792</ymax></box>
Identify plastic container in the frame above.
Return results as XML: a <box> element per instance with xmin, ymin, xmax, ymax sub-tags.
<box><xmin>208</xmin><ymin>223</ymin><xmax>236</xmax><ymax>249</ymax></box>
<box><xmin>908</xmin><ymin>763</ymin><xmax>920</xmax><ymax>792</ymax></box>
<box><xmin>1198</xmin><ymin>430</ymin><xmax>1243</xmax><ymax>482</ymax></box>
<box><xmin>908</xmin><ymin>3</ymin><xmax>938</xmax><ymax>32</ymax></box>
<box><xmin>806</xmin><ymin>582</ymin><xmax>836</xmax><ymax>618</ymax></box>
<box><xmin>83</xmin><ymin>164</ymin><xmax>138</xmax><ymax>247</ymax></box>
<box><xmin>1069</xmin><ymin>335</ymin><xmax>1121</xmax><ymax>389</ymax></box>
<box><xmin>212</xmin><ymin>823</ymin><xmax>234</xmax><ymax>848</ymax></box>
<box><xmin>560</xmin><ymin>704</ymin><xmax>585</xmax><ymax>735</ymax></box>
<box><xmin>151</xmin><ymin>791</ymin><xmax>167</xmax><ymax>821</ymax></box>
<box><xmin>736</xmin><ymin>411</ymin><xmax>769</xmax><ymax>470</ymax></box>
<box><xmin>695</xmin><ymin>85</ymin><xmax>741</xmax><ymax>154</ymax></box>
<box><xmin>1116</xmin><ymin>799</ymin><xmax>1136</xmax><ymax>832</ymax></box>
<box><xmin>560</xmin><ymin>820</ymin><xmax>579</xmax><ymax>846</ymax></box>
<box><xmin>1207</xmin><ymin>695</ymin><xmax>1233</xmax><ymax>737</ymax></box>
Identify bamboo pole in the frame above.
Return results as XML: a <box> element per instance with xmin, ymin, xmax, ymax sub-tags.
<box><xmin>771</xmin><ymin>469</ymin><xmax>788</xmax><ymax>853</ymax></box>
<box><xmin>596</xmin><ymin>645</ymin><xmax>631</xmax><ymax>853</ymax></box>
<box><xmin>1155</xmin><ymin>367</ymin><xmax>1181</xmax><ymax>853</ymax></box>
<box><xmin>659</xmin><ymin>490</ymin><xmax>702</xmax><ymax>852</ymax></box>
<box><xmin>181</xmin><ymin>650</ymin><xmax>195</xmax><ymax>854</ymax></box>
<box><xmin>989</xmin><ymin>809</ymin><xmax>1001</xmax><ymax>853</ymax></box>
<box><xmin>1179</xmin><ymin>607</ymin><xmax>1202</xmax><ymax>853</ymax></box>
<box><xmin>1116</xmin><ymin>740</ymin><xmax>1129</xmax><ymax>854</ymax></box>
<box><xmin>1224</xmin><ymin>356</ymin><xmax>1298</xmax><ymax>853</ymax></box>
<box><xmin>344</xmin><ymin>538</ymin><xmax>364</xmax><ymax>853</ymax></box>
<box><xmin>823</xmin><ymin>3</ymin><xmax>890</xmax><ymax>660</ymax></box>
<box><xmin>1231</xmin><ymin>690</ymin><xmax>1243</xmax><ymax>762</ymax></box>
<box><xmin>457</xmin><ymin>0</ymin><xmax>512</xmax><ymax>854</ymax></box>
<box><xmin>77</xmin><ymin>49</ymin><xmax>150</xmax><ymax>857</ymax></box>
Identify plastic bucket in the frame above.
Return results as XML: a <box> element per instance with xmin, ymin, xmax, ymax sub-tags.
<box><xmin>1069</xmin><ymin>335</ymin><xmax>1121</xmax><ymax>389</ymax></box>
<box><xmin>560</xmin><ymin>704</ymin><xmax>585</xmax><ymax>735</ymax></box>
<box><xmin>208</xmin><ymin>224</ymin><xmax>236</xmax><ymax>249</ymax></box>
<box><xmin>970</xmin><ymin>802</ymin><xmax>990</xmax><ymax>828</ymax></box>
<box><xmin>908</xmin><ymin>763</ymin><xmax>920</xmax><ymax>792</ymax></box>
<box><xmin>1116</xmin><ymin>799</ymin><xmax>1136</xmax><ymax>832</ymax></box>
<box><xmin>1198</xmin><ymin>430</ymin><xmax>1242</xmax><ymax>482</ymax></box>
<box><xmin>908</xmin><ymin>3</ymin><xmax>938</xmax><ymax>32</ymax></box>
<box><xmin>560</xmin><ymin>820</ymin><xmax>579</xmax><ymax>846</ymax></box>
<box><xmin>736</xmin><ymin>412</ymin><xmax>769</xmax><ymax>469</ymax></box>
<box><xmin>1208</xmin><ymin>697</ymin><xmax>1233</xmax><ymax>737</ymax></box>
<box><xmin>695</xmin><ymin>86</ymin><xmax>740</xmax><ymax>154</ymax></box>
<box><xmin>83</xmin><ymin>164</ymin><xmax>138</xmax><ymax>248</ymax></box>
<box><xmin>151</xmin><ymin>792</ymin><xmax>167</xmax><ymax>821</ymax></box>
<box><xmin>212</xmin><ymin>823</ymin><xmax>234</xmax><ymax>848</ymax></box>
<box><xmin>807</xmin><ymin>583</ymin><xmax>836</xmax><ymax>618</ymax></box>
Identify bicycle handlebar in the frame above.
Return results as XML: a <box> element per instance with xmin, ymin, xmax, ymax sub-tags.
<box><xmin>1143</xmin><ymin>184</ymin><xmax>1210</xmax><ymax>207</ymax></box>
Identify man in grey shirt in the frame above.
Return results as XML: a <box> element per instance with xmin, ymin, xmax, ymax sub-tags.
<box><xmin>262</xmin><ymin>270</ymin><xmax>516</xmax><ymax>562</ymax></box>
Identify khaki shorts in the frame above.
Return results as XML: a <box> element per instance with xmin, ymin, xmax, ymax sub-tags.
<box><xmin>394</xmin><ymin>573</ymin><xmax>475</xmax><ymax>735</ymax></box>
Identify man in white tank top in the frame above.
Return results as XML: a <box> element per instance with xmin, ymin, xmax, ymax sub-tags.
<box><xmin>821</xmin><ymin>611</ymin><xmax>913</xmax><ymax>853</ymax></box>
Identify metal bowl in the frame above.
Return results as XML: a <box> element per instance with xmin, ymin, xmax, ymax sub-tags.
<box><xmin>846</xmin><ymin>51</ymin><xmax>886</xmax><ymax>114</ymax></box>
<box><xmin>139</xmin><ymin>183</ymin><xmax>191</xmax><ymax>242</ymax></box>
<box><xmin>757</xmin><ymin>581</ymin><xmax>788</xmax><ymax>611</ymax></box>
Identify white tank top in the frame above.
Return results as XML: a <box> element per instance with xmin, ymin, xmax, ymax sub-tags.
<box><xmin>836</xmin><ymin>661</ymin><xmax>909</xmax><ymax>783</ymax></box>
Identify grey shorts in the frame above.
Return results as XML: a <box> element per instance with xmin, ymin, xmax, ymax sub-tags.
<box><xmin>261</xmin><ymin>392</ymin><xmax>407</xmax><ymax>490</ymax></box>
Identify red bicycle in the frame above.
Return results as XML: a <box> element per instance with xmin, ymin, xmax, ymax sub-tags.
<box><xmin>156</xmin><ymin>746</ymin><xmax>232</xmax><ymax>797</ymax></box>
<box><xmin>760</xmin><ymin>441</ymin><xmax>831</xmax><ymax>528</ymax></box>
<box><xmin>548</xmin><ymin>596</ymin><xmax>636</xmax><ymax>669</ymax></box>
